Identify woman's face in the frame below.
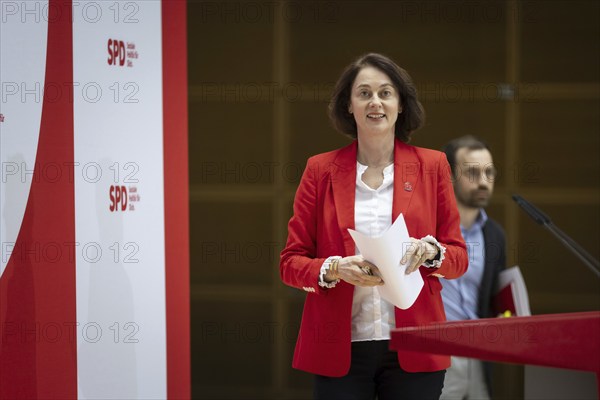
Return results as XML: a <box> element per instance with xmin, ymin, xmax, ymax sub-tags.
<box><xmin>348</xmin><ymin>66</ymin><xmax>401</xmax><ymax>139</ymax></box>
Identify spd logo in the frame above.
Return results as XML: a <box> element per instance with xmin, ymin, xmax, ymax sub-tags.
<box><xmin>107</xmin><ymin>39</ymin><xmax>126</xmax><ymax>66</ymax></box>
<box><xmin>109</xmin><ymin>184</ymin><xmax>140</xmax><ymax>212</ymax></box>
<box><xmin>109</xmin><ymin>185</ymin><xmax>128</xmax><ymax>211</ymax></box>
<box><xmin>107</xmin><ymin>39</ymin><xmax>138</xmax><ymax>67</ymax></box>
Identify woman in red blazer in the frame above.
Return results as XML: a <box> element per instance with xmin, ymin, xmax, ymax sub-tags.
<box><xmin>280</xmin><ymin>53</ymin><xmax>468</xmax><ymax>400</ymax></box>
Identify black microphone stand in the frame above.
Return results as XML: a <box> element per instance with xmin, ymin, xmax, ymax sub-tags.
<box><xmin>512</xmin><ymin>194</ymin><xmax>600</xmax><ymax>278</ymax></box>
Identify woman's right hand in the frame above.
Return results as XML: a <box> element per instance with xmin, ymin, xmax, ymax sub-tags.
<box><xmin>325</xmin><ymin>255</ymin><xmax>384</xmax><ymax>286</ymax></box>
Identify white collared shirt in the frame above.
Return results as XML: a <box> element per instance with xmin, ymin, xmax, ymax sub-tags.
<box><xmin>351</xmin><ymin>161</ymin><xmax>395</xmax><ymax>341</ymax></box>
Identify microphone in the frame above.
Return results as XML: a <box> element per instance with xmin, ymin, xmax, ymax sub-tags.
<box><xmin>512</xmin><ymin>194</ymin><xmax>551</xmax><ymax>225</ymax></box>
<box><xmin>512</xmin><ymin>194</ymin><xmax>600</xmax><ymax>277</ymax></box>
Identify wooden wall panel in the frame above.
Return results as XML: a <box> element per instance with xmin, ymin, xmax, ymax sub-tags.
<box><xmin>191</xmin><ymin>299</ymin><xmax>274</xmax><ymax>398</ymax></box>
<box><xmin>188</xmin><ymin>103</ymin><xmax>274</xmax><ymax>186</ymax></box>
<box><xmin>187</xmin><ymin>1</ymin><xmax>273</xmax><ymax>83</ymax></box>
<box><xmin>520</xmin><ymin>0</ymin><xmax>600</xmax><ymax>82</ymax></box>
<box><xmin>519</xmin><ymin>100</ymin><xmax>600</xmax><ymax>188</ymax></box>
<box><xmin>187</xmin><ymin>1</ymin><xmax>599</xmax><ymax>398</ymax></box>
<box><xmin>190</xmin><ymin>200</ymin><xmax>274</xmax><ymax>286</ymax></box>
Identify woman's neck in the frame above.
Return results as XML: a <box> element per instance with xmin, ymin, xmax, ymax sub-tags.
<box><xmin>356</xmin><ymin>133</ymin><xmax>395</xmax><ymax>168</ymax></box>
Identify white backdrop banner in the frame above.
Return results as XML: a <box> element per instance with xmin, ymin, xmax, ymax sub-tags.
<box><xmin>0</xmin><ymin>1</ymin><xmax>190</xmax><ymax>398</ymax></box>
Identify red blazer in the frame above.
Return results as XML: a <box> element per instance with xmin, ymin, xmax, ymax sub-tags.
<box><xmin>280</xmin><ymin>139</ymin><xmax>468</xmax><ymax>377</ymax></box>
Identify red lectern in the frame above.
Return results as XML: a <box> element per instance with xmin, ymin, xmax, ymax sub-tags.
<box><xmin>390</xmin><ymin>311</ymin><xmax>600</xmax><ymax>395</ymax></box>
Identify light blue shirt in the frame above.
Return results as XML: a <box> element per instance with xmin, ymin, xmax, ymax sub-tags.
<box><xmin>441</xmin><ymin>210</ymin><xmax>488</xmax><ymax>321</ymax></box>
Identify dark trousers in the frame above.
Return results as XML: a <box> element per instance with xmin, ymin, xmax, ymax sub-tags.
<box><xmin>314</xmin><ymin>340</ymin><xmax>445</xmax><ymax>400</ymax></box>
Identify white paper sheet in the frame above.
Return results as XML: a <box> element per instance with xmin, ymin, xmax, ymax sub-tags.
<box><xmin>348</xmin><ymin>213</ymin><xmax>424</xmax><ymax>309</ymax></box>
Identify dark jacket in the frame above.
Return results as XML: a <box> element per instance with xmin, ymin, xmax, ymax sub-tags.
<box><xmin>479</xmin><ymin>217</ymin><xmax>507</xmax><ymax>394</ymax></box>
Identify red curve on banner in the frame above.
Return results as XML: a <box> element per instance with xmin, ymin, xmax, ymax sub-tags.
<box><xmin>162</xmin><ymin>1</ymin><xmax>191</xmax><ymax>398</ymax></box>
<box><xmin>0</xmin><ymin>1</ymin><xmax>77</xmax><ymax>398</ymax></box>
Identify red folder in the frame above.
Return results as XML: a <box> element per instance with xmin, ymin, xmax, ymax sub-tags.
<box><xmin>493</xmin><ymin>266</ymin><xmax>531</xmax><ymax>316</ymax></box>
<box><xmin>493</xmin><ymin>283</ymin><xmax>516</xmax><ymax>315</ymax></box>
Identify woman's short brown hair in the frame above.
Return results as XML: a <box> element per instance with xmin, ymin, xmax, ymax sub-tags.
<box><xmin>328</xmin><ymin>53</ymin><xmax>425</xmax><ymax>142</ymax></box>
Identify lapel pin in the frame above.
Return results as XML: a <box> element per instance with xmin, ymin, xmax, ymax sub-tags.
<box><xmin>404</xmin><ymin>182</ymin><xmax>413</xmax><ymax>192</ymax></box>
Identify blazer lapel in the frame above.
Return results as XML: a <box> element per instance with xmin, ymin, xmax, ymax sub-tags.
<box><xmin>392</xmin><ymin>140</ymin><xmax>420</xmax><ymax>221</ymax></box>
<box><xmin>331</xmin><ymin>141</ymin><xmax>358</xmax><ymax>257</ymax></box>
<box><xmin>331</xmin><ymin>140</ymin><xmax>421</xmax><ymax>254</ymax></box>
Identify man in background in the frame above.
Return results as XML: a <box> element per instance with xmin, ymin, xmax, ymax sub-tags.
<box><xmin>440</xmin><ymin>136</ymin><xmax>507</xmax><ymax>400</ymax></box>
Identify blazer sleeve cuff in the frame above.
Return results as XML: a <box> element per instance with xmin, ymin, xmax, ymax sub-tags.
<box><xmin>420</xmin><ymin>235</ymin><xmax>446</xmax><ymax>269</ymax></box>
<box><xmin>318</xmin><ymin>256</ymin><xmax>342</xmax><ymax>288</ymax></box>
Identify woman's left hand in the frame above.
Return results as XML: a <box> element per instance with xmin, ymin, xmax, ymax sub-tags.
<box><xmin>401</xmin><ymin>237</ymin><xmax>439</xmax><ymax>274</ymax></box>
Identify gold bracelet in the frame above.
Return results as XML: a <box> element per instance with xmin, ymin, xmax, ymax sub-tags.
<box><xmin>330</xmin><ymin>259</ymin><xmax>339</xmax><ymax>278</ymax></box>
